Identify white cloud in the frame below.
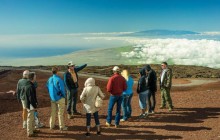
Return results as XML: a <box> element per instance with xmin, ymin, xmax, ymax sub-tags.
<box><xmin>120</xmin><ymin>38</ymin><xmax>220</xmax><ymax>68</ymax></box>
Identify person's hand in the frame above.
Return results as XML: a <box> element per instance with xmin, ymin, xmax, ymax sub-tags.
<box><xmin>6</xmin><ymin>90</ymin><xmax>16</xmax><ymax>95</ymax></box>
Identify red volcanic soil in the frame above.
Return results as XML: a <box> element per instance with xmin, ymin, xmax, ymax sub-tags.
<box><xmin>0</xmin><ymin>70</ymin><xmax>220</xmax><ymax>140</ymax></box>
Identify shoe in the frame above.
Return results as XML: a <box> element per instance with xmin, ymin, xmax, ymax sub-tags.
<box><xmin>35</xmin><ymin>122</ymin><xmax>44</xmax><ymax>128</ymax></box>
<box><xmin>67</xmin><ymin>114</ymin><xmax>73</xmax><ymax>119</ymax></box>
<box><xmin>168</xmin><ymin>108</ymin><xmax>172</xmax><ymax>112</ymax></box>
<box><xmin>115</xmin><ymin>125</ymin><xmax>119</xmax><ymax>128</ymax></box>
<box><xmin>105</xmin><ymin>122</ymin><xmax>111</xmax><ymax>127</ymax></box>
<box><xmin>151</xmin><ymin>110</ymin><xmax>155</xmax><ymax>114</ymax></box>
<box><xmin>97</xmin><ymin>131</ymin><xmax>101</xmax><ymax>136</ymax></box>
<box><xmin>27</xmin><ymin>133</ymin><xmax>37</xmax><ymax>137</ymax></box>
<box><xmin>50</xmin><ymin>126</ymin><xmax>55</xmax><ymax>130</ymax></box>
<box><xmin>85</xmin><ymin>132</ymin><xmax>90</xmax><ymax>137</ymax></box>
<box><xmin>138</xmin><ymin>114</ymin><xmax>146</xmax><ymax>119</ymax></box>
<box><xmin>33</xmin><ymin>129</ymin><xmax>40</xmax><ymax>133</ymax></box>
<box><xmin>60</xmin><ymin>126</ymin><xmax>68</xmax><ymax>131</ymax></box>
<box><xmin>23</xmin><ymin>121</ymin><xmax>27</xmax><ymax>129</ymax></box>
<box><xmin>160</xmin><ymin>106</ymin><xmax>166</xmax><ymax>109</ymax></box>
<box><xmin>120</xmin><ymin>119</ymin><xmax>126</xmax><ymax>122</ymax></box>
<box><xmin>73</xmin><ymin>111</ymin><xmax>81</xmax><ymax>115</ymax></box>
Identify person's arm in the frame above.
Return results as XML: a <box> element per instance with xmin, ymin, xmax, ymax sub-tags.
<box><xmin>165</xmin><ymin>69</ymin><xmax>172</xmax><ymax>88</ymax></box>
<box><xmin>80</xmin><ymin>88</ymin><xmax>87</xmax><ymax>103</ymax></box>
<box><xmin>57</xmin><ymin>78</ymin><xmax>66</xmax><ymax>98</ymax></box>
<box><xmin>98</xmin><ymin>87</ymin><xmax>105</xmax><ymax>99</ymax></box>
<box><xmin>106</xmin><ymin>77</ymin><xmax>113</xmax><ymax>93</ymax></box>
<box><xmin>75</xmin><ymin>64</ymin><xmax>87</xmax><ymax>72</ymax></box>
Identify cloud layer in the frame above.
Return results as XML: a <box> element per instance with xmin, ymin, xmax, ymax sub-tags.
<box><xmin>121</xmin><ymin>38</ymin><xmax>220</xmax><ymax>68</ymax></box>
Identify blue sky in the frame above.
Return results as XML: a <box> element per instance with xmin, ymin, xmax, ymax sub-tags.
<box><xmin>0</xmin><ymin>0</ymin><xmax>220</xmax><ymax>34</ymax></box>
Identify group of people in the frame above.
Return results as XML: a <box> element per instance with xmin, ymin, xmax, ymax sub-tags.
<box><xmin>13</xmin><ymin>61</ymin><xmax>173</xmax><ymax>137</ymax></box>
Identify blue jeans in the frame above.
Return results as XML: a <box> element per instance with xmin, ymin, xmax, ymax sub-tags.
<box><xmin>106</xmin><ymin>95</ymin><xmax>122</xmax><ymax>125</ymax></box>
<box><xmin>139</xmin><ymin>89</ymin><xmax>152</xmax><ymax>112</ymax></box>
<box><xmin>86</xmin><ymin>111</ymin><xmax>100</xmax><ymax>127</ymax></box>
<box><xmin>121</xmin><ymin>94</ymin><xmax>133</xmax><ymax>120</ymax></box>
<box><xmin>67</xmin><ymin>88</ymin><xmax>78</xmax><ymax>114</ymax></box>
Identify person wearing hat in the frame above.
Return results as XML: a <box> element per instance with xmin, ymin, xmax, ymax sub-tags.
<box><xmin>64</xmin><ymin>61</ymin><xmax>87</xmax><ymax>119</ymax></box>
<box><xmin>106</xmin><ymin>66</ymin><xmax>127</xmax><ymax>128</ymax></box>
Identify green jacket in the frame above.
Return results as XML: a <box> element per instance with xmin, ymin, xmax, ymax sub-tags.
<box><xmin>16</xmin><ymin>78</ymin><xmax>29</xmax><ymax>101</ymax></box>
<box><xmin>160</xmin><ymin>68</ymin><xmax>172</xmax><ymax>89</ymax></box>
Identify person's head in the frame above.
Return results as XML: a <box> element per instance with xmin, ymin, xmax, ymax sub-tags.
<box><xmin>84</xmin><ymin>77</ymin><xmax>95</xmax><ymax>87</ymax></box>
<box><xmin>28</xmin><ymin>72</ymin><xmax>36</xmax><ymax>82</ymax></box>
<box><xmin>139</xmin><ymin>68</ymin><xmax>146</xmax><ymax>77</ymax></box>
<box><xmin>52</xmin><ymin>66</ymin><xmax>59</xmax><ymax>74</ymax></box>
<box><xmin>145</xmin><ymin>65</ymin><xmax>151</xmax><ymax>72</ymax></box>
<box><xmin>22</xmin><ymin>70</ymin><xmax>30</xmax><ymax>79</ymax></box>
<box><xmin>112</xmin><ymin>66</ymin><xmax>120</xmax><ymax>74</ymax></box>
<box><xmin>161</xmin><ymin>62</ymin><xmax>168</xmax><ymax>69</ymax></box>
<box><xmin>67</xmin><ymin>61</ymin><xmax>75</xmax><ymax>71</ymax></box>
<box><xmin>121</xmin><ymin>69</ymin><xmax>129</xmax><ymax>80</ymax></box>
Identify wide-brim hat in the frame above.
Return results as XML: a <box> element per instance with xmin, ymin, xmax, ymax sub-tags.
<box><xmin>67</xmin><ymin>61</ymin><xmax>75</xmax><ymax>67</ymax></box>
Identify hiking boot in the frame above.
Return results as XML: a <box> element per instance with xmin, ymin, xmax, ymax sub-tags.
<box><xmin>35</xmin><ymin>122</ymin><xmax>44</xmax><ymax>128</ymax></box>
<box><xmin>60</xmin><ymin>126</ymin><xmax>68</xmax><ymax>131</ymax></box>
<box><xmin>67</xmin><ymin>114</ymin><xmax>73</xmax><ymax>119</ymax></box>
<box><xmin>97</xmin><ymin>131</ymin><xmax>101</xmax><ymax>136</ymax></box>
<box><xmin>105</xmin><ymin>122</ymin><xmax>111</xmax><ymax>127</ymax></box>
<box><xmin>168</xmin><ymin>107</ymin><xmax>172</xmax><ymax>112</ymax></box>
<box><xmin>85</xmin><ymin>132</ymin><xmax>90</xmax><ymax>137</ymax></box>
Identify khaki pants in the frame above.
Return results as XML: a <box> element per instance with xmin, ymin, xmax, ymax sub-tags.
<box><xmin>21</xmin><ymin>100</ymin><xmax>27</xmax><ymax>122</ymax></box>
<box><xmin>161</xmin><ymin>87</ymin><xmax>173</xmax><ymax>108</ymax></box>
<box><xmin>50</xmin><ymin>98</ymin><xmax>65</xmax><ymax>129</ymax></box>
<box><xmin>27</xmin><ymin>109</ymin><xmax>35</xmax><ymax>135</ymax></box>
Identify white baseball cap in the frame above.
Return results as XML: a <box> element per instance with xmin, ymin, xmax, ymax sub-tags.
<box><xmin>112</xmin><ymin>66</ymin><xmax>120</xmax><ymax>71</ymax></box>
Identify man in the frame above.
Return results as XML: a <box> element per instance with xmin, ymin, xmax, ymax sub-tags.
<box><xmin>64</xmin><ymin>61</ymin><xmax>87</xmax><ymax>119</ymax></box>
<box><xmin>47</xmin><ymin>67</ymin><xmax>68</xmax><ymax>131</ymax></box>
<box><xmin>16</xmin><ymin>70</ymin><xmax>30</xmax><ymax>129</ymax></box>
<box><xmin>145</xmin><ymin>65</ymin><xmax>157</xmax><ymax>114</ymax></box>
<box><xmin>106</xmin><ymin>66</ymin><xmax>127</xmax><ymax>128</ymax></box>
<box><xmin>159</xmin><ymin>62</ymin><xmax>174</xmax><ymax>112</ymax></box>
<box><xmin>25</xmin><ymin>72</ymin><xmax>39</xmax><ymax>137</ymax></box>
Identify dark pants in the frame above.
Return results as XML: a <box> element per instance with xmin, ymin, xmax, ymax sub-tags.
<box><xmin>106</xmin><ymin>95</ymin><xmax>122</xmax><ymax>125</ymax></box>
<box><xmin>149</xmin><ymin>91</ymin><xmax>156</xmax><ymax>111</ymax></box>
<box><xmin>67</xmin><ymin>88</ymin><xmax>78</xmax><ymax>114</ymax></box>
<box><xmin>146</xmin><ymin>89</ymin><xmax>152</xmax><ymax>113</ymax></box>
<box><xmin>86</xmin><ymin>111</ymin><xmax>100</xmax><ymax>127</ymax></box>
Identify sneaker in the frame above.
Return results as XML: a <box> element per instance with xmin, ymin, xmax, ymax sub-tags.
<box><xmin>73</xmin><ymin>111</ymin><xmax>81</xmax><ymax>115</ymax></box>
<box><xmin>67</xmin><ymin>114</ymin><xmax>73</xmax><ymax>119</ymax></box>
<box><xmin>23</xmin><ymin>121</ymin><xmax>27</xmax><ymax>129</ymax></box>
<box><xmin>138</xmin><ymin>114</ymin><xmax>146</xmax><ymax>119</ymax></box>
<box><xmin>168</xmin><ymin>108</ymin><xmax>172</xmax><ymax>112</ymax></box>
<box><xmin>60</xmin><ymin>126</ymin><xmax>68</xmax><ymax>131</ymax></box>
<box><xmin>97</xmin><ymin>131</ymin><xmax>101</xmax><ymax>136</ymax></box>
<box><xmin>105</xmin><ymin>122</ymin><xmax>111</xmax><ymax>127</ymax></box>
<box><xmin>120</xmin><ymin>119</ymin><xmax>126</xmax><ymax>122</ymax></box>
<box><xmin>115</xmin><ymin>125</ymin><xmax>119</xmax><ymax>128</ymax></box>
<box><xmin>151</xmin><ymin>110</ymin><xmax>155</xmax><ymax>114</ymax></box>
<box><xmin>33</xmin><ymin>129</ymin><xmax>40</xmax><ymax>133</ymax></box>
<box><xmin>50</xmin><ymin>126</ymin><xmax>55</xmax><ymax>130</ymax></box>
<box><xmin>35</xmin><ymin>122</ymin><xmax>44</xmax><ymax>128</ymax></box>
<box><xmin>85</xmin><ymin>132</ymin><xmax>90</xmax><ymax>137</ymax></box>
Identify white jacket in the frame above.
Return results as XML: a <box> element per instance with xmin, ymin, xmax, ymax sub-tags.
<box><xmin>80</xmin><ymin>78</ymin><xmax>105</xmax><ymax>113</ymax></box>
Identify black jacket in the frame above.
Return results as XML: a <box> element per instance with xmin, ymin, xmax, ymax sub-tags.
<box><xmin>145</xmin><ymin>65</ymin><xmax>157</xmax><ymax>92</ymax></box>
<box><xmin>137</xmin><ymin>68</ymin><xmax>148</xmax><ymax>93</ymax></box>
<box><xmin>25</xmin><ymin>81</ymin><xmax>38</xmax><ymax>109</ymax></box>
<box><xmin>64</xmin><ymin>64</ymin><xmax>87</xmax><ymax>90</ymax></box>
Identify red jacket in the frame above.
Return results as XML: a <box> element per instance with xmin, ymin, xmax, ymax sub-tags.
<box><xmin>107</xmin><ymin>73</ymin><xmax>127</xmax><ymax>96</ymax></box>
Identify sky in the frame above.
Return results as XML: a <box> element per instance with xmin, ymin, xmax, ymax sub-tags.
<box><xmin>0</xmin><ymin>0</ymin><xmax>220</xmax><ymax>35</ymax></box>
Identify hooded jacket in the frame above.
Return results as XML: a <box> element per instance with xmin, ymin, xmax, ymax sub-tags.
<box><xmin>80</xmin><ymin>78</ymin><xmax>105</xmax><ymax>113</ymax></box>
<box><xmin>25</xmin><ymin>80</ymin><xmax>38</xmax><ymax>109</ymax></box>
<box><xmin>137</xmin><ymin>68</ymin><xmax>148</xmax><ymax>93</ymax></box>
<box><xmin>145</xmin><ymin>65</ymin><xmax>157</xmax><ymax>92</ymax></box>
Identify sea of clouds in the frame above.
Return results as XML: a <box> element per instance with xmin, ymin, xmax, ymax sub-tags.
<box><xmin>120</xmin><ymin>38</ymin><xmax>220</xmax><ymax>68</ymax></box>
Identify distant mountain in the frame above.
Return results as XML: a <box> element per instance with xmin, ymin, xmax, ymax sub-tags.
<box><xmin>123</xmin><ymin>29</ymin><xmax>200</xmax><ymax>36</ymax></box>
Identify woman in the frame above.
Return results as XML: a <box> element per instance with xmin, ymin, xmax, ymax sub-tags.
<box><xmin>80</xmin><ymin>78</ymin><xmax>105</xmax><ymax>137</ymax></box>
<box><xmin>137</xmin><ymin>68</ymin><xmax>149</xmax><ymax>119</ymax></box>
<box><xmin>121</xmin><ymin>70</ymin><xmax>134</xmax><ymax>121</ymax></box>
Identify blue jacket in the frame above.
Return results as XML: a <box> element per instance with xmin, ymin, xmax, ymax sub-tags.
<box><xmin>122</xmin><ymin>76</ymin><xmax>134</xmax><ymax>95</ymax></box>
<box><xmin>47</xmin><ymin>74</ymin><xmax>66</xmax><ymax>101</ymax></box>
